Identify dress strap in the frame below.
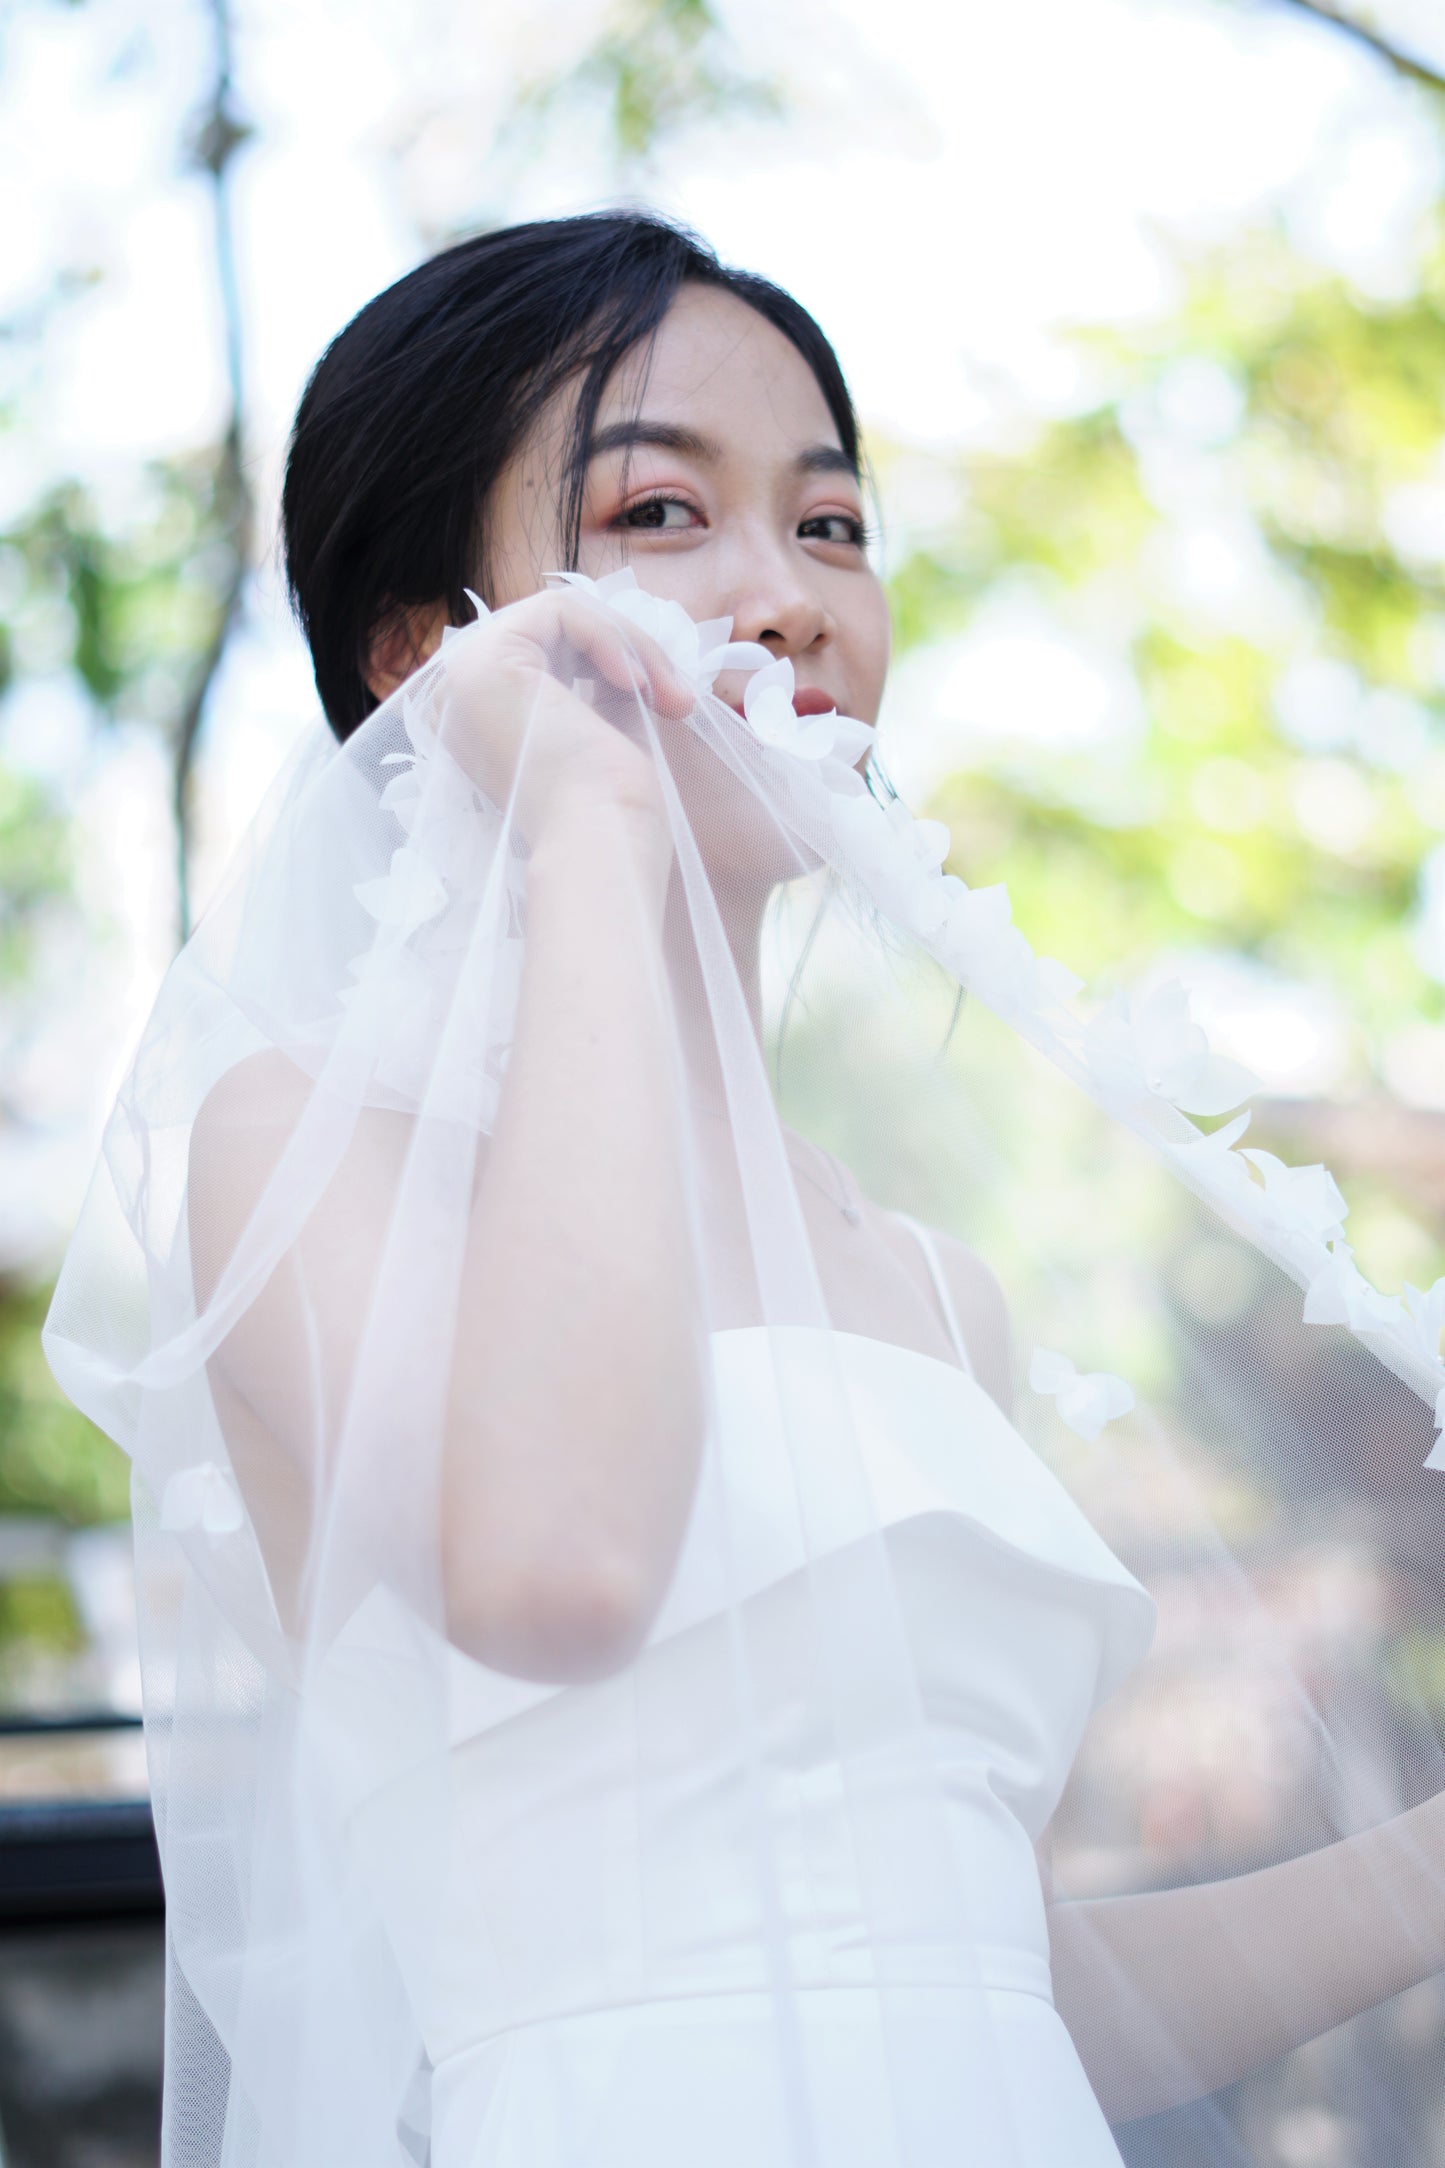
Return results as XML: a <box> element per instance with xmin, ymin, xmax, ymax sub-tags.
<box><xmin>896</xmin><ymin>1214</ymin><xmax>974</xmax><ymax>1377</ymax></box>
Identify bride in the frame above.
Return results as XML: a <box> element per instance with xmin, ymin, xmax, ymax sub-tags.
<box><xmin>42</xmin><ymin>208</ymin><xmax>1445</xmax><ymax>2166</ymax></box>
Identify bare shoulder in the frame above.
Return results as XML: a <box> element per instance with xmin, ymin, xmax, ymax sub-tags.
<box><xmin>189</xmin><ymin>1049</ymin><xmax>307</xmax><ymax>1188</ymax></box>
<box><xmin>189</xmin><ymin>1050</ymin><xmax>311</xmax><ymax>1227</ymax></box>
<box><xmin>938</xmin><ymin>1227</ymin><xmax>1014</xmax><ymax>1416</ymax></box>
<box><xmin>192</xmin><ymin>1047</ymin><xmax>314</xmax><ymax>1154</ymax></box>
<box><xmin>189</xmin><ymin>1052</ymin><xmax>331</xmax><ymax>1253</ymax></box>
<box><xmin>892</xmin><ymin>1215</ymin><xmax>1015</xmax><ymax>1417</ymax></box>
<box><xmin>191</xmin><ymin>1048</ymin><xmax>412</xmax><ymax>1171</ymax></box>
<box><xmin>188</xmin><ymin>1050</ymin><xmax>416</xmax><ymax>1299</ymax></box>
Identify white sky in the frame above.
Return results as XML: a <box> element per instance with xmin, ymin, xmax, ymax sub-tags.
<box><xmin>3</xmin><ymin>0</ymin><xmax>1443</xmax><ymax>1262</ymax></box>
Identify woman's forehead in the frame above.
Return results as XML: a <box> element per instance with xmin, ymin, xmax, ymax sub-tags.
<box><xmin>595</xmin><ymin>285</ymin><xmax>842</xmax><ymax>457</ymax></box>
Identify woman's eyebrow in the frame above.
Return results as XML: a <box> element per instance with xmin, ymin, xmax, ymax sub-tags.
<box><xmin>795</xmin><ymin>444</ymin><xmax>859</xmax><ymax>480</ymax></box>
<box><xmin>589</xmin><ymin>420</ymin><xmax>722</xmax><ymax>462</ymax></box>
<box><xmin>588</xmin><ymin>419</ymin><xmax>858</xmax><ymax>480</ymax></box>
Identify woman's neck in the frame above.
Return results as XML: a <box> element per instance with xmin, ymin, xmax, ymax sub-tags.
<box><xmin>661</xmin><ymin>867</ymin><xmax>770</xmax><ymax>1115</ymax></box>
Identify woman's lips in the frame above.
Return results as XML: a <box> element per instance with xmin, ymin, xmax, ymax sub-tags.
<box><xmin>720</xmin><ymin>685</ymin><xmax>839</xmax><ymax>717</ymax></box>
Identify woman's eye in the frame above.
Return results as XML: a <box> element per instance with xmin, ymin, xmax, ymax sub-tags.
<box><xmin>800</xmin><ymin>512</ymin><xmax>870</xmax><ymax>547</ymax></box>
<box><xmin>616</xmin><ymin>495</ymin><xmax>699</xmax><ymax>531</ymax></box>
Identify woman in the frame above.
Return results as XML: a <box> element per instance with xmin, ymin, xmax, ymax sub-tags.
<box><xmin>43</xmin><ymin>210</ymin><xmax>1445</xmax><ymax>2166</ymax></box>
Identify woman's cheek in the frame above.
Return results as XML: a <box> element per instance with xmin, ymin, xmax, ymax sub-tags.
<box><xmin>849</xmin><ymin>595</ymin><xmax>892</xmax><ymax>723</ymax></box>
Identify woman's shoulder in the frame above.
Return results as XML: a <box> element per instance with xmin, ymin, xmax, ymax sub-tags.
<box><xmin>190</xmin><ymin>1049</ymin><xmax>417</xmax><ymax>1170</ymax></box>
<box><xmin>188</xmin><ymin>1051</ymin><xmax>421</xmax><ymax>1286</ymax></box>
<box><xmin>883</xmin><ymin>1211</ymin><xmax>1014</xmax><ymax>1416</ymax></box>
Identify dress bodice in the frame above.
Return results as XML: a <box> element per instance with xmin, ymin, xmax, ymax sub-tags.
<box><xmin>317</xmin><ymin>1328</ymin><xmax>1157</xmax><ymax>2166</ymax></box>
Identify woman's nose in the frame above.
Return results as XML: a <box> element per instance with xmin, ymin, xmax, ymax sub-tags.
<box><xmin>722</xmin><ymin>547</ymin><xmax>833</xmax><ymax>657</ymax></box>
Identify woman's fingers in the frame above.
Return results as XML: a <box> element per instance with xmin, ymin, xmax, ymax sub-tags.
<box><xmin>496</xmin><ymin>589</ymin><xmax>694</xmax><ymax>717</ymax></box>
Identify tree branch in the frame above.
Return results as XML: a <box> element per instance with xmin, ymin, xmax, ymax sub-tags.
<box><xmin>1266</xmin><ymin>0</ymin><xmax>1445</xmax><ymax>96</ymax></box>
<box><xmin>172</xmin><ymin>0</ymin><xmax>254</xmax><ymax>944</ymax></box>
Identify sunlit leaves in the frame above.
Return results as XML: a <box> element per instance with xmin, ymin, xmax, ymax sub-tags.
<box><xmin>1</xmin><ymin>454</ymin><xmax>242</xmax><ymax>731</ymax></box>
<box><xmin>884</xmin><ymin>225</ymin><xmax>1445</xmax><ymax>1051</ymax></box>
<box><xmin>0</xmin><ymin>763</ymin><xmax>68</xmax><ymax>989</ymax></box>
<box><xmin>967</xmin><ymin>409</ymin><xmax>1158</xmax><ymax>587</ymax></box>
<box><xmin>512</xmin><ymin>0</ymin><xmax>782</xmax><ymax>172</ymax></box>
<box><xmin>0</xmin><ymin>1279</ymin><xmax>129</xmax><ymax>1526</ymax></box>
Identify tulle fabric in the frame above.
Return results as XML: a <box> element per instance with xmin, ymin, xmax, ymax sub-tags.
<box><xmin>41</xmin><ymin>569</ymin><xmax>1445</xmax><ymax>2166</ymax></box>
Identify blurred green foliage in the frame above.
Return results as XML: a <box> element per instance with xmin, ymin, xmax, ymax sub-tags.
<box><xmin>0</xmin><ymin>1280</ymin><xmax>129</xmax><ymax>1524</ymax></box>
<box><xmin>516</xmin><ymin>0</ymin><xmax>783</xmax><ymax>166</ymax></box>
<box><xmin>884</xmin><ymin>221</ymin><xmax>1445</xmax><ymax>1050</ymax></box>
<box><xmin>0</xmin><ymin>1573</ymin><xmax>84</xmax><ymax>1677</ymax></box>
<box><xmin>0</xmin><ymin>449</ymin><xmax>245</xmax><ymax>1542</ymax></box>
<box><xmin>0</xmin><ymin>760</ymin><xmax>69</xmax><ymax>988</ymax></box>
<box><xmin>0</xmin><ymin>452</ymin><xmax>247</xmax><ymax>739</ymax></box>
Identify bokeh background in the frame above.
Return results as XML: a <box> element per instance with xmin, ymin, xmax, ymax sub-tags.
<box><xmin>6</xmin><ymin>0</ymin><xmax>1445</xmax><ymax>2160</ymax></box>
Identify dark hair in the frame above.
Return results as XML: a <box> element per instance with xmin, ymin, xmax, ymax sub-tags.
<box><xmin>282</xmin><ymin>209</ymin><xmax>862</xmax><ymax>740</ymax></box>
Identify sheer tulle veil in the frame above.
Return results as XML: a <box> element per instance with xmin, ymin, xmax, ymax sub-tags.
<box><xmin>39</xmin><ymin>558</ymin><xmax>1445</xmax><ymax>2166</ymax></box>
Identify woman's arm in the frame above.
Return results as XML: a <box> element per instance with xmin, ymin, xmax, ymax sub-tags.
<box><xmin>190</xmin><ymin>616</ymin><xmax>706</xmax><ymax>1684</ymax></box>
<box><xmin>440</xmin><ymin>801</ymin><xmax>704</xmax><ymax>1680</ymax></box>
<box><xmin>1049</xmin><ymin>1797</ymin><xmax>1445</xmax><ymax>2124</ymax></box>
<box><xmin>934</xmin><ymin>1237</ymin><xmax>1445</xmax><ymax>2122</ymax></box>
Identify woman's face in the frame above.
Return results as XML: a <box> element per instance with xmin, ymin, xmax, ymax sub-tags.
<box><xmin>476</xmin><ymin>283</ymin><xmax>892</xmax><ymax>894</ymax></box>
<box><xmin>487</xmin><ymin>282</ymin><xmax>891</xmax><ymax>734</ymax></box>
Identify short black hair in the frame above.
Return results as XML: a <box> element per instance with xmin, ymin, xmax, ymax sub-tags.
<box><xmin>281</xmin><ymin>208</ymin><xmax>861</xmax><ymax>739</ymax></box>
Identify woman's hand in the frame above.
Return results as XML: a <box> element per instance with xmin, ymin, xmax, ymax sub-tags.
<box><xmin>434</xmin><ymin>589</ymin><xmax>694</xmax><ymax>861</ymax></box>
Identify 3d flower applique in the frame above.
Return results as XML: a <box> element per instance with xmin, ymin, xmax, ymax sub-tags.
<box><xmin>547</xmin><ymin>568</ymin><xmax>772</xmax><ymax>690</ymax></box>
<box><xmin>160</xmin><ymin>1462</ymin><xmax>245</xmax><ymax>1539</ymax></box>
<box><xmin>353</xmin><ymin>845</ymin><xmax>450</xmax><ymax>938</ymax></box>
<box><xmin>1084</xmin><ymin>981</ymin><xmax>1258</xmax><ymax>1119</ymax></box>
<box><xmin>1029</xmin><ymin>1349</ymin><xmax>1136</xmax><ymax>1443</ymax></box>
<box><xmin>1237</xmin><ymin>1149</ymin><xmax>1350</xmax><ymax>1244</ymax></box>
<box><xmin>740</xmin><ymin>656</ymin><xmax>876</xmax><ymax>764</ymax></box>
<box><xmin>1167</xmin><ymin>1108</ymin><xmax>1253</xmax><ymax>1192</ymax></box>
<box><xmin>932</xmin><ymin>877</ymin><xmax>1083</xmax><ymax>1015</ymax></box>
<box><xmin>431</xmin><ymin>587</ymin><xmax>493</xmax><ymax>649</ymax></box>
<box><xmin>825</xmin><ymin>796</ymin><xmax>1083</xmax><ymax>1015</ymax></box>
<box><xmin>1301</xmin><ymin>1252</ymin><xmax>1445</xmax><ymax>1468</ymax></box>
<box><xmin>1170</xmin><ymin>1113</ymin><xmax>1351</xmax><ymax>1249</ymax></box>
<box><xmin>1303</xmin><ymin>1245</ymin><xmax>1407</xmax><ymax>1336</ymax></box>
<box><xmin>377</xmin><ymin>753</ymin><xmax>481</xmax><ymax>878</ymax></box>
<box><xmin>830</xmin><ymin>791</ymin><xmax>953</xmax><ymax>930</ymax></box>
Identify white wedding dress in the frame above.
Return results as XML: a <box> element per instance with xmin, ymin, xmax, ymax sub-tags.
<box><xmin>315</xmin><ymin>1219</ymin><xmax>1157</xmax><ymax>2168</ymax></box>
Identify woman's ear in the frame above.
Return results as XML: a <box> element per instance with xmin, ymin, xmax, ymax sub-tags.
<box><xmin>364</xmin><ymin>600</ymin><xmax>451</xmax><ymax>705</ymax></box>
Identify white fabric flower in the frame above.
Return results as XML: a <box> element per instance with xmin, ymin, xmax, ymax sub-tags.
<box><xmin>548</xmin><ymin>568</ymin><xmax>771</xmax><ymax>689</ymax></box>
<box><xmin>826</xmin><ymin>799</ymin><xmax>1083</xmax><ymax>1016</ymax></box>
<box><xmin>830</xmin><ymin>791</ymin><xmax>952</xmax><ymax>933</ymax></box>
<box><xmin>1172</xmin><ymin>1115</ymin><xmax>1349</xmax><ymax>1247</ymax></box>
<box><xmin>376</xmin><ymin>714</ymin><xmax>502</xmax><ymax>894</ymax></box>
<box><xmin>353</xmin><ymin>844</ymin><xmax>450</xmax><ymax>937</ymax></box>
<box><xmin>436</xmin><ymin>587</ymin><xmax>489</xmax><ymax>645</ymax></box>
<box><xmin>160</xmin><ymin>1463</ymin><xmax>244</xmax><ymax>1538</ymax></box>
<box><xmin>741</xmin><ymin>656</ymin><xmax>876</xmax><ymax>764</ymax></box>
<box><xmin>1239</xmin><ymin>1149</ymin><xmax>1349</xmax><ymax>1244</ymax></box>
<box><xmin>1303</xmin><ymin>1246</ymin><xmax>1406</xmax><ymax>1335</ymax></box>
<box><xmin>933</xmin><ymin>878</ymin><xmax>1082</xmax><ymax>1013</ymax></box>
<box><xmin>1167</xmin><ymin>1108</ymin><xmax>1253</xmax><ymax>1191</ymax></box>
<box><xmin>1084</xmin><ymin>981</ymin><xmax>1257</xmax><ymax>1117</ymax></box>
<box><xmin>341</xmin><ymin>643</ymin><xmax>525</xmax><ymax>1125</ymax></box>
<box><xmin>1029</xmin><ymin>1348</ymin><xmax>1136</xmax><ymax>1442</ymax></box>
